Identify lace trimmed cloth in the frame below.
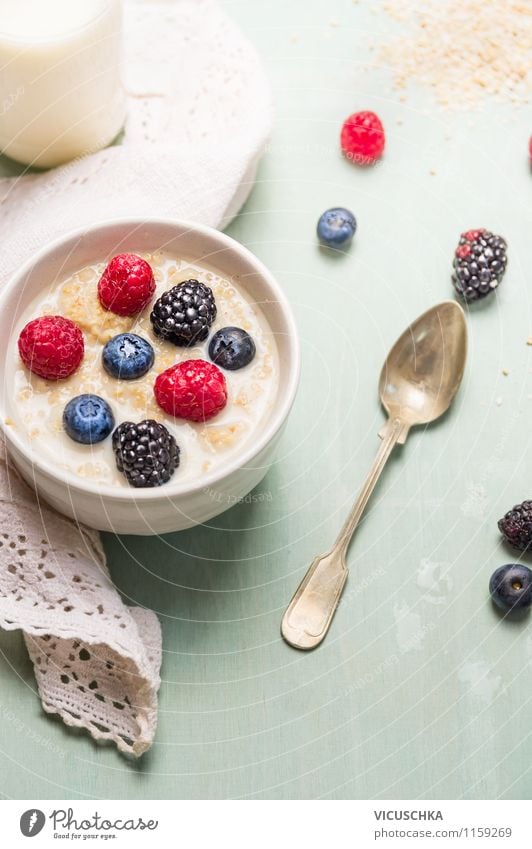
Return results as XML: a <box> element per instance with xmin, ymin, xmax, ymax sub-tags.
<box><xmin>0</xmin><ymin>436</ymin><xmax>162</xmax><ymax>756</ymax></box>
<box><xmin>0</xmin><ymin>0</ymin><xmax>272</xmax><ymax>755</ymax></box>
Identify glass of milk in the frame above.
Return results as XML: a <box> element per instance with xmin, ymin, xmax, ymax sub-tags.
<box><xmin>0</xmin><ymin>0</ymin><xmax>126</xmax><ymax>168</ymax></box>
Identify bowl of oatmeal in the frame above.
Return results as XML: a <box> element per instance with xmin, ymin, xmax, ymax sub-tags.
<box><xmin>0</xmin><ymin>219</ymin><xmax>300</xmax><ymax>534</ymax></box>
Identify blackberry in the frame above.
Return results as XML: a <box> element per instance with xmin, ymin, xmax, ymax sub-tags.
<box><xmin>452</xmin><ymin>229</ymin><xmax>507</xmax><ymax>302</ymax></box>
<box><xmin>112</xmin><ymin>419</ymin><xmax>180</xmax><ymax>488</ymax></box>
<box><xmin>150</xmin><ymin>279</ymin><xmax>216</xmax><ymax>346</ymax></box>
<box><xmin>498</xmin><ymin>500</ymin><xmax>532</xmax><ymax>551</ymax></box>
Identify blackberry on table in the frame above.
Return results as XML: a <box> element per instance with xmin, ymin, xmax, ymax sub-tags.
<box><xmin>498</xmin><ymin>500</ymin><xmax>532</xmax><ymax>551</ymax></box>
<box><xmin>112</xmin><ymin>419</ymin><xmax>180</xmax><ymax>488</ymax></box>
<box><xmin>150</xmin><ymin>279</ymin><xmax>216</xmax><ymax>346</ymax></box>
<box><xmin>452</xmin><ymin>229</ymin><xmax>507</xmax><ymax>302</ymax></box>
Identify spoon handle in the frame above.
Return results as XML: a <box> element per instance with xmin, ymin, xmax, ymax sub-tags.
<box><xmin>281</xmin><ymin>417</ymin><xmax>406</xmax><ymax>650</ymax></box>
<box><xmin>333</xmin><ymin>416</ymin><xmax>406</xmax><ymax>559</ymax></box>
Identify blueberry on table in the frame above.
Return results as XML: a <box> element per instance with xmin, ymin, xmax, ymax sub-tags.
<box><xmin>489</xmin><ymin>564</ymin><xmax>532</xmax><ymax>612</ymax></box>
<box><xmin>63</xmin><ymin>394</ymin><xmax>115</xmax><ymax>444</ymax></box>
<box><xmin>208</xmin><ymin>326</ymin><xmax>256</xmax><ymax>370</ymax></box>
<box><xmin>102</xmin><ymin>333</ymin><xmax>155</xmax><ymax>380</ymax></box>
<box><xmin>317</xmin><ymin>207</ymin><xmax>357</xmax><ymax>249</ymax></box>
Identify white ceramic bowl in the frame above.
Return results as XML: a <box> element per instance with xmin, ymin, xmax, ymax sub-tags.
<box><xmin>0</xmin><ymin>218</ymin><xmax>300</xmax><ymax>535</ymax></box>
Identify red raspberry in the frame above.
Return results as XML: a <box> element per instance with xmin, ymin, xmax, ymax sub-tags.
<box><xmin>18</xmin><ymin>316</ymin><xmax>84</xmax><ymax>380</ymax></box>
<box><xmin>98</xmin><ymin>253</ymin><xmax>156</xmax><ymax>317</ymax></box>
<box><xmin>340</xmin><ymin>110</ymin><xmax>385</xmax><ymax>165</ymax></box>
<box><xmin>154</xmin><ymin>359</ymin><xmax>227</xmax><ymax>422</ymax></box>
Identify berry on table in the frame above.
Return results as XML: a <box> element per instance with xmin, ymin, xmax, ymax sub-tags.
<box><xmin>452</xmin><ymin>229</ymin><xmax>507</xmax><ymax>302</ymax></box>
<box><xmin>154</xmin><ymin>359</ymin><xmax>227</xmax><ymax>422</ymax></box>
<box><xmin>63</xmin><ymin>394</ymin><xmax>114</xmax><ymax>444</ymax></box>
<box><xmin>498</xmin><ymin>500</ymin><xmax>532</xmax><ymax>551</ymax></box>
<box><xmin>18</xmin><ymin>315</ymin><xmax>84</xmax><ymax>380</ymax></box>
<box><xmin>102</xmin><ymin>333</ymin><xmax>155</xmax><ymax>380</ymax></box>
<box><xmin>208</xmin><ymin>327</ymin><xmax>256</xmax><ymax>370</ymax></box>
<box><xmin>340</xmin><ymin>110</ymin><xmax>385</xmax><ymax>165</ymax></box>
<box><xmin>98</xmin><ymin>253</ymin><xmax>156</xmax><ymax>317</ymax></box>
<box><xmin>317</xmin><ymin>207</ymin><xmax>357</xmax><ymax>249</ymax></box>
<box><xmin>150</xmin><ymin>280</ymin><xmax>216</xmax><ymax>346</ymax></box>
<box><xmin>112</xmin><ymin>419</ymin><xmax>180</xmax><ymax>488</ymax></box>
<box><xmin>489</xmin><ymin>564</ymin><xmax>532</xmax><ymax>612</ymax></box>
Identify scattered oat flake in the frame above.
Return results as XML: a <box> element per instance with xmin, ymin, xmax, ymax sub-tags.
<box><xmin>379</xmin><ymin>0</ymin><xmax>532</xmax><ymax>109</ymax></box>
<box><xmin>496</xmin><ymin>397</ymin><xmax>503</xmax><ymax>406</ymax></box>
<box><xmin>502</xmin><ymin>368</ymin><xmax>510</xmax><ymax>376</ymax></box>
<box><xmin>527</xmin><ymin>336</ymin><xmax>532</xmax><ymax>345</ymax></box>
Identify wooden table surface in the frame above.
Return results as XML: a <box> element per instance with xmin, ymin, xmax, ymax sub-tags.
<box><xmin>2</xmin><ymin>0</ymin><xmax>532</xmax><ymax>800</ymax></box>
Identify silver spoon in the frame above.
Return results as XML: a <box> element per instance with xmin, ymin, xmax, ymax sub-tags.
<box><xmin>281</xmin><ymin>300</ymin><xmax>468</xmax><ymax>650</ymax></box>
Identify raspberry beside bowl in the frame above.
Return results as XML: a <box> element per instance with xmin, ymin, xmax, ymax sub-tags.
<box><xmin>0</xmin><ymin>218</ymin><xmax>300</xmax><ymax>535</ymax></box>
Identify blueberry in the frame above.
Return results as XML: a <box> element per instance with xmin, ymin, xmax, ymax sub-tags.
<box><xmin>208</xmin><ymin>326</ymin><xmax>256</xmax><ymax>370</ymax></box>
<box><xmin>63</xmin><ymin>394</ymin><xmax>115</xmax><ymax>444</ymax></box>
<box><xmin>102</xmin><ymin>333</ymin><xmax>155</xmax><ymax>380</ymax></box>
<box><xmin>317</xmin><ymin>207</ymin><xmax>357</xmax><ymax>248</ymax></box>
<box><xmin>489</xmin><ymin>564</ymin><xmax>532</xmax><ymax>612</ymax></box>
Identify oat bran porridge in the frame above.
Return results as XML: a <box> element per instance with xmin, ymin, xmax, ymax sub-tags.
<box><xmin>6</xmin><ymin>250</ymin><xmax>279</xmax><ymax>489</ymax></box>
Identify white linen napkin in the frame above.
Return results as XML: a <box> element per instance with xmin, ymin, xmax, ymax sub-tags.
<box><xmin>0</xmin><ymin>0</ymin><xmax>272</xmax><ymax>756</ymax></box>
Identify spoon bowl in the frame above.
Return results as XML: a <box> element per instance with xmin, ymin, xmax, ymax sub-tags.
<box><xmin>379</xmin><ymin>300</ymin><xmax>467</xmax><ymax>432</ymax></box>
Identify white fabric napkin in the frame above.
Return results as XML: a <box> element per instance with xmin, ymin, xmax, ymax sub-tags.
<box><xmin>0</xmin><ymin>0</ymin><xmax>272</xmax><ymax>756</ymax></box>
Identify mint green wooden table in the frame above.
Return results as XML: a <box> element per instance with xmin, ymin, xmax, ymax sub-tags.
<box><xmin>2</xmin><ymin>0</ymin><xmax>532</xmax><ymax>800</ymax></box>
